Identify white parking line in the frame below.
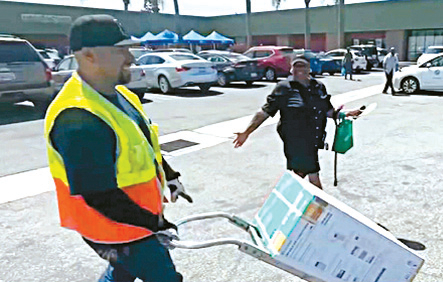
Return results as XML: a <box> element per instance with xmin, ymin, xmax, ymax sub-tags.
<box><xmin>0</xmin><ymin>84</ymin><xmax>383</xmax><ymax>204</ymax></box>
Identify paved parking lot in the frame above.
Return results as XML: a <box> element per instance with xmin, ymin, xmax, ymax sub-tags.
<box><xmin>0</xmin><ymin>72</ymin><xmax>442</xmax><ymax>281</ymax></box>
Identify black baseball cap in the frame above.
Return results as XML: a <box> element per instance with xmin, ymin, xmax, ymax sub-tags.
<box><xmin>70</xmin><ymin>14</ymin><xmax>140</xmax><ymax>52</ymax></box>
<box><xmin>292</xmin><ymin>55</ymin><xmax>310</xmax><ymax>66</ymax></box>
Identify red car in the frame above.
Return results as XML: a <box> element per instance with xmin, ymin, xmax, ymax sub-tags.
<box><xmin>243</xmin><ymin>46</ymin><xmax>294</xmax><ymax>81</ymax></box>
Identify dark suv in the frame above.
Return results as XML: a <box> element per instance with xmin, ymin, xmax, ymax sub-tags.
<box><xmin>0</xmin><ymin>36</ymin><xmax>54</xmax><ymax>109</ymax></box>
<box><xmin>243</xmin><ymin>46</ymin><xmax>294</xmax><ymax>81</ymax></box>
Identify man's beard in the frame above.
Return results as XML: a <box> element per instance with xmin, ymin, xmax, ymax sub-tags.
<box><xmin>118</xmin><ymin>68</ymin><xmax>131</xmax><ymax>85</ymax></box>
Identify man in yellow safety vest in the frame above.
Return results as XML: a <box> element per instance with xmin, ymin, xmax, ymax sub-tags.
<box><xmin>44</xmin><ymin>14</ymin><xmax>191</xmax><ymax>282</ymax></box>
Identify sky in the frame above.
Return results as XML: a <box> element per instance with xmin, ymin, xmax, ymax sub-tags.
<box><xmin>4</xmin><ymin>0</ymin><xmax>385</xmax><ymax>16</ymax></box>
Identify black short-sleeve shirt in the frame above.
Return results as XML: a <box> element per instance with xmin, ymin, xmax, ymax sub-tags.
<box><xmin>262</xmin><ymin>78</ymin><xmax>333</xmax><ymax>172</ymax></box>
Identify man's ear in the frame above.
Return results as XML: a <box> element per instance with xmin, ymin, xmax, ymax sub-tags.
<box><xmin>79</xmin><ymin>47</ymin><xmax>96</xmax><ymax>64</ymax></box>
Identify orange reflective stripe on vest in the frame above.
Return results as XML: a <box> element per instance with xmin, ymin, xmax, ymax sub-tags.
<box><xmin>54</xmin><ymin>177</ymin><xmax>162</xmax><ymax>243</ymax></box>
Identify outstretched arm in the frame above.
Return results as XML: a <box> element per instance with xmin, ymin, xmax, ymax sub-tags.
<box><xmin>233</xmin><ymin>110</ymin><xmax>270</xmax><ymax>148</ymax></box>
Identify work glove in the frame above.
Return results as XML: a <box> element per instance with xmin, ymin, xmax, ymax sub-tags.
<box><xmin>167</xmin><ymin>174</ymin><xmax>193</xmax><ymax>203</ymax></box>
<box><xmin>157</xmin><ymin>216</ymin><xmax>179</xmax><ymax>250</ymax></box>
<box><xmin>158</xmin><ymin>216</ymin><xmax>178</xmax><ymax>232</ymax></box>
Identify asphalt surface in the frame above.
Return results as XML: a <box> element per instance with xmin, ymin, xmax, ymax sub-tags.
<box><xmin>0</xmin><ymin>72</ymin><xmax>442</xmax><ymax>281</ymax></box>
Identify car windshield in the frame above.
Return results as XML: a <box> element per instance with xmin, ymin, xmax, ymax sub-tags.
<box><xmin>0</xmin><ymin>41</ymin><xmax>41</xmax><ymax>63</ymax></box>
<box><xmin>130</xmin><ymin>49</ymin><xmax>151</xmax><ymax>60</ymax></box>
<box><xmin>169</xmin><ymin>54</ymin><xmax>201</xmax><ymax>61</ymax></box>
<box><xmin>279</xmin><ymin>48</ymin><xmax>294</xmax><ymax>55</ymax></box>
<box><xmin>425</xmin><ymin>47</ymin><xmax>443</xmax><ymax>54</ymax></box>
<box><xmin>38</xmin><ymin>51</ymin><xmax>50</xmax><ymax>59</ymax></box>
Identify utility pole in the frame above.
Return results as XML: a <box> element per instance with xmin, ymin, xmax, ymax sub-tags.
<box><xmin>173</xmin><ymin>0</ymin><xmax>180</xmax><ymax>41</ymax></box>
<box><xmin>245</xmin><ymin>0</ymin><xmax>252</xmax><ymax>48</ymax></box>
<box><xmin>305</xmin><ymin>0</ymin><xmax>311</xmax><ymax>50</ymax></box>
<box><xmin>337</xmin><ymin>0</ymin><xmax>345</xmax><ymax>48</ymax></box>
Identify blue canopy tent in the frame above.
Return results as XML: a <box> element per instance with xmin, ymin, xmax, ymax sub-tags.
<box><xmin>154</xmin><ymin>29</ymin><xmax>180</xmax><ymax>44</ymax></box>
<box><xmin>182</xmin><ymin>30</ymin><xmax>207</xmax><ymax>44</ymax></box>
<box><xmin>183</xmin><ymin>30</ymin><xmax>208</xmax><ymax>52</ymax></box>
<box><xmin>205</xmin><ymin>31</ymin><xmax>234</xmax><ymax>49</ymax></box>
<box><xmin>137</xmin><ymin>32</ymin><xmax>158</xmax><ymax>43</ymax></box>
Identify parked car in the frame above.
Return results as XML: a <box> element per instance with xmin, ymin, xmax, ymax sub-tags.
<box><xmin>0</xmin><ymin>35</ymin><xmax>54</xmax><ymax>109</ymax></box>
<box><xmin>349</xmin><ymin>44</ymin><xmax>379</xmax><ymax>70</ymax></box>
<box><xmin>326</xmin><ymin>49</ymin><xmax>367</xmax><ymax>73</ymax></box>
<box><xmin>416</xmin><ymin>45</ymin><xmax>443</xmax><ymax>66</ymax></box>
<box><xmin>243</xmin><ymin>46</ymin><xmax>294</xmax><ymax>81</ymax></box>
<box><xmin>52</xmin><ymin>55</ymin><xmax>148</xmax><ymax>99</ymax></box>
<box><xmin>37</xmin><ymin>48</ymin><xmax>62</xmax><ymax>70</ymax></box>
<box><xmin>316</xmin><ymin>52</ymin><xmax>343</xmax><ymax>75</ymax></box>
<box><xmin>153</xmin><ymin>48</ymin><xmax>192</xmax><ymax>54</ymax></box>
<box><xmin>136</xmin><ymin>52</ymin><xmax>217</xmax><ymax>94</ymax></box>
<box><xmin>293</xmin><ymin>49</ymin><xmax>341</xmax><ymax>76</ymax></box>
<box><xmin>393</xmin><ymin>54</ymin><xmax>443</xmax><ymax>94</ymax></box>
<box><xmin>198</xmin><ymin>50</ymin><xmax>262</xmax><ymax>86</ymax></box>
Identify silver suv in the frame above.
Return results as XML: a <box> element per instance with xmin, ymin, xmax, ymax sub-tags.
<box><xmin>0</xmin><ymin>36</ymin><xmax>54</xmax><ymax>109</ymax></box>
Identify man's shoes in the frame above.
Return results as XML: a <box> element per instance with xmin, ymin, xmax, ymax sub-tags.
<box><xmin>382</xmin><ymin>91</ymin><xmax>388</xmax><ymax>94</ymax></box>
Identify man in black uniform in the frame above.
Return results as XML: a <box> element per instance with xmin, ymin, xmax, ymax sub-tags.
<box><xmin>234</xmin><ymin>56</ymin><xmax>362</xmax><ymax>189</ymax></box>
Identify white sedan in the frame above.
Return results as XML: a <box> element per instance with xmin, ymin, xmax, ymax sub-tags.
<box><xmin>325</xmin><ymin>49</ymin><xmax>367</xmax><ymax>73</ymax></box>
<box><xmin>52</xmin><ymin>55</ymin><xmax>148</xmax><ymax>99</ymax></box>
<box><xmin>394</xmin><ymin>54</ymin><xmax>443</xmax><ymax>94</ymax></box>
<box><xmin>136</xmin><ymin>52</ymin><xmax>217</xmax><ymax>94</ymax></box>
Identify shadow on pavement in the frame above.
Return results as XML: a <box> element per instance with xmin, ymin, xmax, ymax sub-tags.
<box><xmin>148</xmin><ymin>88</ymin><xmax>224</xmax><ymax>98</ymax></box>
<box><xmin>217</xmin><ymin>82</ymin><xmax>267</xmax><ymax>89</ymax></box>
<box><xmin>393</xmin><ymin>90</ymin><xmax>443</xmax><ymax>97</ymax></box>
<box><xmin>0</xmin><ymin>103</ymin><xmax>44</xmax><ymax>125</ymax></box>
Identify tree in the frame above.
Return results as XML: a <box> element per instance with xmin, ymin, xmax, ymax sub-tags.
<box><xmin>123</xmin><ymin>0</ymin><xmax>130</xmax><ymax>11</ymax></box>
<box><xmin>143</xmin><ymin>0</ymin><xmax>163</xmax><ymax>13</ymax></box>
<box><xmin>246</xmin><ymin>0</ymin><xmax>252</xmax><ymax>48</ymax></box>
<box><xmin>272</xmin><ymin>0</ymin><xmax>283</xmax><ymax>9</ymax></box>
<box><xmin>304</xmin><ymin>0</ymin><xmax>311</xmax><ymax>49</ymax></box>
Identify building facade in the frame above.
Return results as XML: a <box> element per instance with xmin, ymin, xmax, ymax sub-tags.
<box><xmin>0</xmin><ymin>0</ymin><xmax>441</xmax><ymax>60</ymax></box>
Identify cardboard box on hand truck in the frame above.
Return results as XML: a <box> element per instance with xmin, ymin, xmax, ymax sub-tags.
<box><xmin>253</xmin><ymin>172</ymin><xmax>424</xmax><ymax>282</ymax></box>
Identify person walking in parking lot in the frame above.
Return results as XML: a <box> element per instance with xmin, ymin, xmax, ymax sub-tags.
<box><xmin>382</xmin><ymin>47</ymin><xmax>399</xmax><ymax>94</ymax></box>
<box><xmin>233</xmin><ymin>55</ymin><xmax>362</xmax><ymax>189</ymax></box>
<box><xmin>44</xmin><ymin>14</ymin><xmax>192</xmax><ymax>282</ymax></box>
<box><xmin>343</xmin><ymin>47</ymin><xmax>353</xmax><ymax>80</ymax></box>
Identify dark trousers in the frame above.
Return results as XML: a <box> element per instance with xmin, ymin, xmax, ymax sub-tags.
<box><xmin>86</xmin><ymin>236</ymin><xmax>183</xmax><ymax>282</ymax></box>
<box><xmin>383</xmin><ymin>71</ymin><xmax>395</xmax><ymax>93</ymax></box>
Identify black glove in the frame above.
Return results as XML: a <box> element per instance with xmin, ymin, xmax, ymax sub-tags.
<box><xmin>158</xmin><ymin>216</ymin><xmax>178</xmax><ymax>231</ymax></box>
<box><xmin>167</xmin><ymin>176</ymin><xmax>193</xmax><ymax>203</ymax></box>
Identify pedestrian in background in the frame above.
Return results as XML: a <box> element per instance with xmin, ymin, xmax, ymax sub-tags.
<box><xmin>44</xmin><ymin>14</ymin><xmax>191</xmax><ymax>282</ymax></box>
<box><xmin>382</xmin><ymin>47</ymin><xmax>399</xmax><ymax>94</ymax></box>
<box><xmin>343</xmin><ymin>47</ymin><xmax>353</xmax><ymax>80</ymax></box>
<box><xmin>233</xmin><ymin>56</ymin><xmax>362</xmax><ymax>189</ymax></box>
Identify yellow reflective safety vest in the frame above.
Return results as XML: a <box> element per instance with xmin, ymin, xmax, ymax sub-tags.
<box><xmin>44</xmin><ymin>72</ymin><xmax>165</xmax><ymax>244</ymax></box>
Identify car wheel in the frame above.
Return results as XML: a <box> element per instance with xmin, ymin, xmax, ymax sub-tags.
<box><xmin>245</xmin><ymin>81</ymin><xmax>254</xmax><ymax>86</ymax></box>
<box><xmin>199</xmin><ymin>83</ymin><xmax>211</xmax><ymax>93</ymax></box>
<box><xmin>158</xmin><ymin>76</ymin><xmax>171</xmax><ymax>94</ymax></box>
<box><xmin>401</xmin><ymin>77</ymin><xmax>419</xmax><ymax>94</ymax></box>
<box><xmin>265</xmin><ymin>68</ymin><xmax>276</xmax><ymax>81</ymax></box>
<box><xmin>366</xmin><ymin>63</ymin><xmax>372</xmax><ymax>71</ymax></box>
<box><xmin>217</xmin><ymin>72</ymin><xmax>229</xmax><ymax>87</ymax></box>
<box><xmin>328</xmin><ymin>71</ymin><xmax>335</xmax><ymax>76</ymax></box>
